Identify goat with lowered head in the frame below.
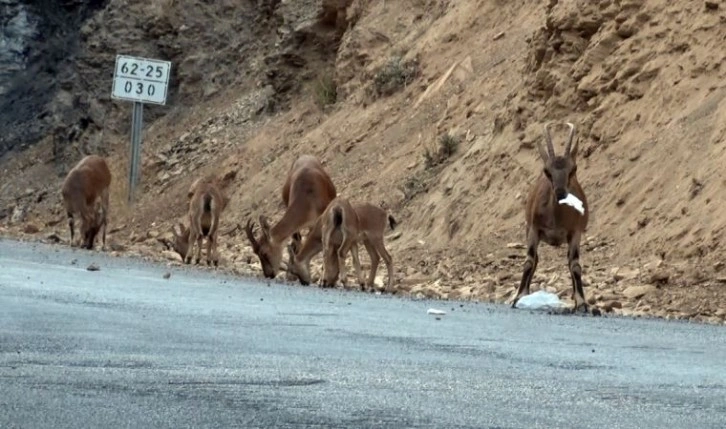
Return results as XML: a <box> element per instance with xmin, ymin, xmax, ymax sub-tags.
<box><xmin>61</xmin><ymin>154</ymin><xmax>112</xmax><ymax>250</ymax></box>
<box><xmin>287</xmin><ymin>197</ymin><xmax>397</xmax><ymax>292</ymax></box>
<box><xmin>513</xmin><ymin>122</ymin><xmax>589</xmax><ymax>311</ymax></box>
<box><xmin>244</xmin><ymin>155</ymin><xmax>336</xmax><ymax>279</ymax></box>
<box><xmin>161</xmin><ymin>175</ymin><xmax>229</xmax><ymax>265</ymax></box>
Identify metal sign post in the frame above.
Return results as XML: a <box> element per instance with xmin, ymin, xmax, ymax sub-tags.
<box><xmin>111</xmin><ymin>54</ymin><xmax>171</xmax><ymax>203</ymax></box>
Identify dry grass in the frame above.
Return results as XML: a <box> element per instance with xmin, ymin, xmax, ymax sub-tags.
<box><xmin>373</xmin><ymin>56</ymin><xmax>420</xmax><ymax>97</ymax></box>
<box><xmin>313</xmin><ymin>73</ymin><xmax>338</xmax><ymax>108</ymax></box>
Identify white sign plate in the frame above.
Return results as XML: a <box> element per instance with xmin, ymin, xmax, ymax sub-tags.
<box><xmin>111</xmin><ymin>55</ymin><xmax>171</xmax><ymax>105</ymax></box>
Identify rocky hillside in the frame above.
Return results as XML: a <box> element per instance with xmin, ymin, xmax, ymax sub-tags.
<box><xmin>1</xmin><ymin>0</ymin><xmax>725</xmax><ymax>325</ymax></box>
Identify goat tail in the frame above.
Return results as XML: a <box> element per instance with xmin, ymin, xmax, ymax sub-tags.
<box><xmin>387</xmin><ymin>214</ymin><xmax>398</xmax><ymax>231</ymax></box>
<box><xmin>203</xmin><ymin>193</ymin><xmax>213</xmax><ymax>213</ymax></box>
<box><xmin>332</xmin><ymin>206</ymin><xmax>343</xmax><ymax>229</ymax></box>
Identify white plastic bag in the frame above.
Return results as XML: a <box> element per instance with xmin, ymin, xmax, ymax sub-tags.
<box><xmin>558</xmin><ymin>193</ymin><xmax>585</xmax><ymax>214</ymax></box>
<box><xmin>515</xmin><ymin>290</ymin><xmax>567</xmax><ymax>310</ymax></box>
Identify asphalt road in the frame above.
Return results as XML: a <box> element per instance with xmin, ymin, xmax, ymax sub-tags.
<box><xmin>1</xmin><ymin>239</ymin><xmax>725</xmax><ymax>429</ymax></box>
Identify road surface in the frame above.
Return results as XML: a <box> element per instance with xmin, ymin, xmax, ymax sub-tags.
<box><xmin>1</xmin><ymin>239</ymin><xmax>724</xmax><ymax>428</ymax></box>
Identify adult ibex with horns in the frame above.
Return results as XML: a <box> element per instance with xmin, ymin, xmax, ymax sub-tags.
<box><xmin>512</xmin><ymin>122</ymin><xmax>590</xmax><ymax>312</ymax></box>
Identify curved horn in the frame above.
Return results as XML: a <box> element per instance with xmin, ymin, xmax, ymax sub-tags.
<box><xmin>564</xmin><ymin>122</ymin><xmax>576</xmax><ymax>155</ymax></box>
<box><xmin>244</xmin><ymin>219</ymin><xmax>259</xmax><ymax>249</ymax></box>
<box><xmin>543</xmin><ymin>122</ymin><xmax>556</xmax><ymax>158</ymax></box>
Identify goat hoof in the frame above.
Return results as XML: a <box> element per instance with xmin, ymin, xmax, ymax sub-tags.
<box><xmin>195</xmin><ymin>259</ymin><xmax>200</xmax><ymax>264</ymax></box>
<box><xmin>184</xmin><ymin>258</ymin><xmax>191</xmax><ymax>264</ymax></box>
<box><xmin>213</xmin><ymin>260</ymin><xmax>219</xmax><ymax>267</ymax></box>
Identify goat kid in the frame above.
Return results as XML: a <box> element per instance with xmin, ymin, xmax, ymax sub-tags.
<box><xmin>61</xmin><ymin>155</ymin><xmax>112</xmax><ymax>250</ymax></box>
<box><xmin>161</xmin><ymin>177</ymin><xmax>228</xmax><ymax>265</ymax></box>
<box><xmin>244</xmin><ymin>155</ymin><xmax>336</xmax><ymax>279</ymax></box>
<box><xmin>287</xmin><ymin>198</ymin><xmax>397</xmax><ymax>292</ymax></box>
<box><xmin>513</xmin><ymin>122</ymin><xmax>589</xmax><ymax>311</ymax></box>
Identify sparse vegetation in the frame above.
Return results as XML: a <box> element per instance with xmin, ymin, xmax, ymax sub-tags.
<box><xmin>373</xmin><ymin>56</ymin><xmax>420</xmax><ymax>96</ymax></box>
<box><xmin>402</xmin><ymin>174</ymin><xmax>429</xmax><ymax>202</ymax></box>
<box><xmin>313</xmin><ymin>74</ymin><xmax>338</xmax><ymax>108</ymax></box>
<box><xmin>423</xmin><ymin>132</ymin><xmax>460</xmax><ymax>168</ymax></box>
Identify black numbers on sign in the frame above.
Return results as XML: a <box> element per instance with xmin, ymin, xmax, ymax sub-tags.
<box><xmin>121</xmin><ymin>80</ymin><xmax>158</xmax><ymax>98</ymax></box>
<box><xmin>146</xmin><ymin>65</ymin><xmax>164</xmax><ymax>78</ymax></box>
<box><xmin>120</xmin><ymin>62</ymin><xmax>140</xmax><ymax>75</ymax></box>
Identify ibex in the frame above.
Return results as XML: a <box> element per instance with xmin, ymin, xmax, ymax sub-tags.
<box><xmin>164</xmin><ymin>175</ymin><xmax>228</xmax><ymax>265</ymax></box>
<box><xmin>61</xmin><ymin>155</ymin><xmax>112</xmax><ymax>250</ymax></box>
<box><xmin>287</xmin><ymin>198</ymin><xmax>397</xmax><ymax>292</ymax></box>
<box><xmin>513</xmin><ymin>122</ymin><xmax>589</xmax><ymax>311</ymax></box>
<box><xmin>244</xmin><ymin>155</ymin><xmax>336</xmax><ymax>279</ymax></box>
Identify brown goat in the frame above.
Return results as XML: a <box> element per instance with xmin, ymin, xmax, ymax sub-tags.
<box><xmin>61</xmin><ymin>155</ymin><xmax>112</xmax><ymax>250</ymax></box>
<box><xmin>244</xmin><ymin>155</ymin><xmax>336</xmax><ymax>279</ymax></box>
<box><xmin>287</xmin><ymin>199</ymin><xmax>397</xmax><ymax>292</ymax></box>
<box><xmin>513</xmin><ymin>122</ymin><xmax>589</xmax><ymax>311</ymax></box>
<box><xmin>182</xmin><ymin>177</ymin><xmax>228</xmax><ymax>265</ymax></box>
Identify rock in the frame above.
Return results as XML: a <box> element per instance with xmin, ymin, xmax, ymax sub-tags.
<box><xmin>163</xmin><ymin>272</ymin><xmax>171</xmax><ymax>279</ymax></box>
<box><xmin>622</xmin><ymin>285</ymin><xmax>657</xmax><ymax>300</ymax></box>
<box><xmin>705</xmin><ymin>1</ymin><xmax>719</xmax><ymax>11</ymax></box>
<box><xmin>23</xmin><ymin>223</ymin><xmax>39</xmax><ymax>234</ymax></box>
<box><xmin>612</xmin><ymin>267</ymin><xmax>640</xmax><ymax>282</ymax></box>
<box><xmin>648</xmin><ymin>271</ymin><xmax>669</xmax><ymax>285</ymax></box>
<box><xmin>506</xmin><ymin>242</ymin><xmax>525</xmax><ymax>249</ymax></box>
<box><xmin>623</xmin><ymin>285</ymin><xmax>658</xmax><ymax>300</ymax></box>
<box><xmin>46</xmin><ymin>232</ymin><xmax>61</xmax><ymax>243</ymax></box>
<box><xmin>10</xmin><ymin>205</ymin><xmax>27</xmax><ymax>224</ymax></box>
<box><xmin>86</xmin><ymin>263</ymin><xmax>100</xmax><ymax>271</ymax></box>
<box><xmin>109</xmin><ymin>243</ymin><xmax>126</xmax><ymax>252</ymax></box>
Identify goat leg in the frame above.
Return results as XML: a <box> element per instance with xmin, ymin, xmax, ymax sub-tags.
<box><xmin>513</xmin><ymin>226</ymin><xmax>539</xmax><ymax>308</ymax></box>
<box><xmin>568</xmin><ymin>232</ymin><xmax>588</xmax><ymax>312</ymax></box>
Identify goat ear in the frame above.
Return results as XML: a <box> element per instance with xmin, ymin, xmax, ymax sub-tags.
<box><xmin>178</xmin><ymin>222</ymin><xmax>188</xmax><ymax>234</ymax></box>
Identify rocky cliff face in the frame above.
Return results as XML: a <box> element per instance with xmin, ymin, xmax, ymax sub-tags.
<box><xmin>0</xmin><ymin>0</ymin><xmax>106</xmax><ymax>156</ymax></box>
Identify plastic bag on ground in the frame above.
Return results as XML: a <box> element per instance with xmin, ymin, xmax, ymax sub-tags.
<box><xmin>515</xmin><ymin>290</ymin><xmax>567</xmax><ymax>310</ymax></box>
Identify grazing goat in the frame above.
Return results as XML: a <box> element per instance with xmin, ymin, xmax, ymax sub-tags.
<box><xmin>61</xmin><ymin>155</ymin><xmax>111</xmax><ymax>250</ymax></box>
<box><xmin>244</xmin><ymin>155</ymin><xmax>336</xmax><ymax>279</ymax></box>
<box><xmin>181</xmin><ymin>176</ymin><xmax>228</xmax><ymax>265</ymax></box>
<box><xmin>287</xmin><ymin>199</ymin><xmax>397</xmax><ymax>292</ymax></box>
<box><xmin>513</xmin><ymin>122</ymin><xmax>589</xmax><ymax>311</ymax></box>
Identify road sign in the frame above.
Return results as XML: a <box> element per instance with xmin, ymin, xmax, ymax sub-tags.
<box><xmin>110</xmin><ymin>54</ymin><xmax>172</xmax><ymax>203</ymax></box>
<box><xmin>112</xmin><ymin>55</ymin><xmax>171</xmax><ymax>105</ymax></box>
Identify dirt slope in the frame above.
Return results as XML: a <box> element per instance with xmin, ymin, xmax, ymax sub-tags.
<box><xmin>1</xmin><ymin>0</ymin><xmax>725</xmax><ymax>324</ymax></box>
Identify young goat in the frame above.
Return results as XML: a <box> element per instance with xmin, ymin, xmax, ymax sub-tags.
<box><xmin>182</xmin><ymin>176</ymin><xmax>228</xmax><ymax>265</ymax></box>
<box><xmin>244</xmin><ymin>155</ymin><xmax>336</xmax><ymax>279</ymax></box>
<box><xmin>287</xmin><ymin>199</ymin><xmax>397</xmax><ymax>292</ymax></box>
<box><xmin>513</xmin><ymin>122</ymin><xmax>589</xmax><ymax>311</ymax></box>
<box><xmin>61</xmin><ymin>155</ymin><xmax>112</xmax><ymax>250</ymax></box>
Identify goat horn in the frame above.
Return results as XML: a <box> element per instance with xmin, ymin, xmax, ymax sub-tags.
<box><xmin>564</xmin><ymin>122</ymin><xmax>576</xmax><ymax>155</ymax></box>
<box><xmin>543</xmin><ymin>122</ymin><xmax>556</xmax><ymax>158</ymax></box>
<box><xmin>244</xmin><ymin>219</ymin><xmax>258</xmax><ymax>247</ymax></box>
